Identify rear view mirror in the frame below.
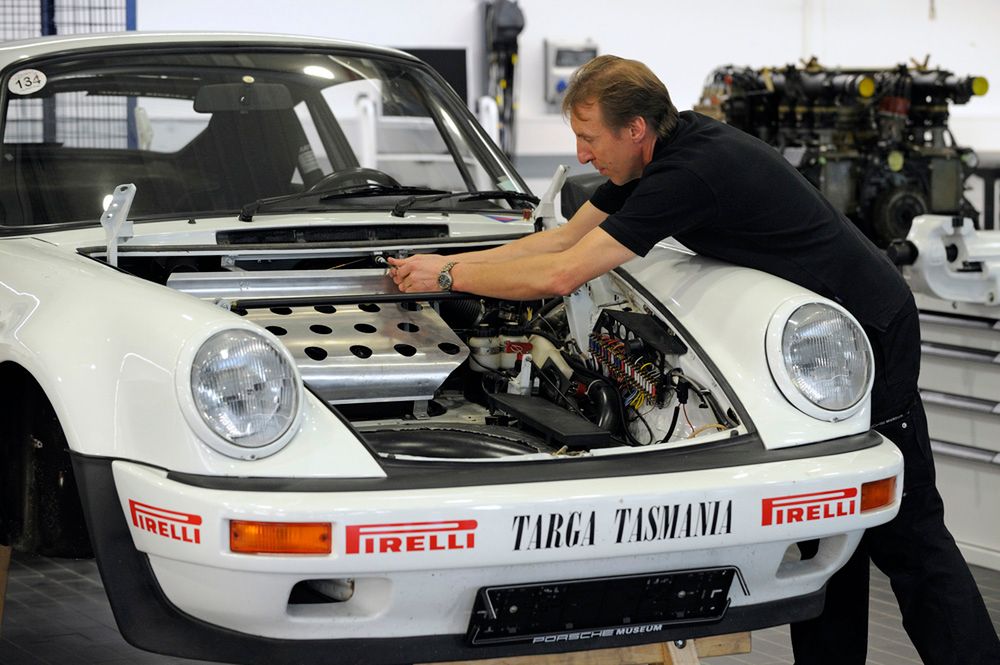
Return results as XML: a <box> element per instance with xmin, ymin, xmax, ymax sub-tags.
<box><xmin>193</xmin><ymin>82</ymin><xmax>293</xmax><ymax>113</ymax></box>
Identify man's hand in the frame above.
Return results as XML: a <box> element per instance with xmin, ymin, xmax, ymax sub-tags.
<box><xmin>387</xmin><ymin>254</ymin><xmax>451</xmax><ymax>292</ymax></box>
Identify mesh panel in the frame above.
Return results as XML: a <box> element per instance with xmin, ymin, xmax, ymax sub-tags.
<box><xmin>4</xmin><ymin>99</ymin><xmax>44</xmax><ymax>143</ymax></box>
<box><xmin>2</xmin><ymin>1</ymin><xmax>134</xmax><ymax>148</ymax></box>
<box><xmin>1</xmin><ymin>1</ymin><xmax>42</xmax><ymax>41</ymax></box>
<box><xmin>54</xmin><ymin>1</ymin><xmax>130</xmax><ymax>34</ymax></box>
<box><xmin>5</xmin><ymin>89</ymin><xmax>133</xmax><ymax>148</ymax></box>
<box><xmin>1</xmin><ymin>1</ymin><xmax>130</xmax><ymax>39</ymax></box>
<box><xmin>55</xmin><ymin>93</ymin><xmax>130</xmax><ymax>148</ymax></box>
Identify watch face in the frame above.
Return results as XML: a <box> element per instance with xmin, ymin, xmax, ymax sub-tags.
<box><xmin>438</xmin><ymin>263</ymin><xmax>455</xmax><ymax>291</ymax></box>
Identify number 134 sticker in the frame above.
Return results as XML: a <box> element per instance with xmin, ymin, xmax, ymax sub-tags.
<box><xmin>8</xmin><ymin>69</ymin><xmax>47</xmax><ymax>95</ymax></box>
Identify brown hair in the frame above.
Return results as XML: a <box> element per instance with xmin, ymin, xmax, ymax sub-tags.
<box><xmin>562</xmin><ymin>55</ymin><xmax>678</xmax><ymax>140</ymax></box>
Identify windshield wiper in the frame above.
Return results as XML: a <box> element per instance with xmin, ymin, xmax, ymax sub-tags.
<box><xmin>239</xmin><ymin>184</ymin><xmax>448</xmax><ymax>222</ymax></box>
<box><xmin>390</xmin><ymin>190</ymin><xmax>540</xmax><ymax>218</ymax></box>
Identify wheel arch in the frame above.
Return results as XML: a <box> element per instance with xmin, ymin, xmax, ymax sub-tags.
<box><xmin>0</xmin><ymin>360</ymin><xmax>92</xmax><ymax>556</ymax></box>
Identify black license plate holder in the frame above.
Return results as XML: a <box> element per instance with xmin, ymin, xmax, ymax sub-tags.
<box><xmin>467</xmin><ymin>567</ymin><xmax>735</xmax><ymax>646</ymax></box>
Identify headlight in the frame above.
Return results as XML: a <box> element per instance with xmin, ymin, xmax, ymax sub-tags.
<box><xmin>188</xmin><ymin>329</ymin><xmax>301</xmax><ymax>458</ymax></box>
<box><xmin>766</xmin><ymin>300</ymin><xmax>873</xmax><ymax>421</ymax></box>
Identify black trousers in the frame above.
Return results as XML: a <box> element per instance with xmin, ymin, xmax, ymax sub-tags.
<box><xmin>790</xmin><ymin>297</ymin><xmax>1000</xmax><ymax>664</ymax></box>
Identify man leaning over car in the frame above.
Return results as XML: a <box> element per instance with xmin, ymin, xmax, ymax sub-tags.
<box><xmin>389</xmin><ymin>54</ymin><xmax>1000</xmax><ymax>664</ymax></box>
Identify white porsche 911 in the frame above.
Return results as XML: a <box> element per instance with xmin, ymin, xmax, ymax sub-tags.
<box><xmin>0</xmin><ymin>32</ymin><xmax>902</xmax><ymax>664</ymax></box>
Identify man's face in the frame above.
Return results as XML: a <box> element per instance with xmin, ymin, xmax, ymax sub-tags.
<box><xmin>570</xmin><ymin>101</ymin><xmax>644</xmax><ymax>185</ymax></box>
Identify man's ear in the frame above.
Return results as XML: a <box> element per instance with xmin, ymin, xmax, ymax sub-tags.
<box><xmin>628</xmin><ymin>116</ymin><xmax>648</xmax><ymax>142</ymax></box>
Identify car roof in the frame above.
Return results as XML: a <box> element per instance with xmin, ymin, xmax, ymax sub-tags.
<box><xmin>0</xmin><ymin>31</ymin><xmax>419</xmax><ymax>69</ymax></box>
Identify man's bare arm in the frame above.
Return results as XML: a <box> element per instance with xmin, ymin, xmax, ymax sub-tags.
<box><xmin>388</xmin><ymin>201</ymin><xmax>609</xmax><ymax>288</ymax></box>
<box><xmin>393</xmin><ymin>226</ymin><xmax>635</xmax><ymax>300</ymax></box>
<box><xmin>448</xmin><ymin>201</ymin><xmax>608</xmax><ymax>262</ymax></box>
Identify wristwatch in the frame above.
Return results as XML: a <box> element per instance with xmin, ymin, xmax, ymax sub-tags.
<box><xmin>437</xmin><ymin>261</ymin><xmax>457</xmax><ymax>291</ymax></box>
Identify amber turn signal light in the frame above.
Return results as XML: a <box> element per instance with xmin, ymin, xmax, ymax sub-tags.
<box><xmin>860</xmin><ymin>477</ymin><xmax>897</xmax><ymax>513</ymax></box>
<box><xmin>230</xmin><ymin>520</ymin><xmax>332</xmax><ymax>554</ymax></box>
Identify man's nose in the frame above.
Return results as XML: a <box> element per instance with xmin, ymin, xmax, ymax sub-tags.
<box><xmin>576</xmin><ymin>141</ymin><xmax>592</xmax><ymax>165</ymax></box>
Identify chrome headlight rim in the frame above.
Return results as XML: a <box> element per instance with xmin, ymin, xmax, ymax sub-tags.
<box><xmin>765</xmin><ymin>296</ymin><xmax>874</xmax><ymax>422</ymax></box>
<box><xmin>175</xmin><ymin>325</ymin><xmax>303</xmax><ymax>460</ymax></box>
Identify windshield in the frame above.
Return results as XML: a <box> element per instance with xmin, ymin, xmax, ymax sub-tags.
<box><xmin>0</xmin><ymin>46</ymin><xmax>527</xmax><ymax>227</ymax></box>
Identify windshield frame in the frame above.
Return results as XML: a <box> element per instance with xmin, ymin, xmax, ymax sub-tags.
<box><xmin>0</xmin><ymin>41</ymin><xmax>531</xmax><ymax>233</ymax></box>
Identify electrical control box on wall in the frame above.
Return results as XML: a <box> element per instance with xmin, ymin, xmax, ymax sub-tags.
<box><xmin>544</xmin><ymin>39</ymin><xmax>597</xmax><ymax>112</ymax></box>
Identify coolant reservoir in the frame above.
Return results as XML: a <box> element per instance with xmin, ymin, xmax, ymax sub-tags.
<box><xmin>468</xmin><ymin>325</ymin><xmax>501</xmax><ymax>372</ymax></box>
<box><xmin>499</xmin><ymin>327</ymin><xmax>532</xmax><ymax>370</ymax></box>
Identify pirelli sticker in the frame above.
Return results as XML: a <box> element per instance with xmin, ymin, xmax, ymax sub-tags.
<box><xmin>345</xmin><ymin>520</ymin><xmax>477</xmax><ymax>554</ymax></box>
<box><xmin>128</xmin><ymin>499</ymin><xmax>202</xmax><ymax>544</ymax></box>
<box><xmin>761</xmin><ymin>488</ymin><xmax>858</xmax><ymax>526</ymax></box>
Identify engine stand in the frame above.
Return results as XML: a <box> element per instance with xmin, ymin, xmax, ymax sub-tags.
<box><xmin>432</xmin><ymin>632</ymin><xmax>751</xmax><ymax>665</ymax></box>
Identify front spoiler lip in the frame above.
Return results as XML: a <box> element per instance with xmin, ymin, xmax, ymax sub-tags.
<box><xmin>74</xmin><ymin>450</ymin><xmax>826</xmax><ymax>664</ymax></box>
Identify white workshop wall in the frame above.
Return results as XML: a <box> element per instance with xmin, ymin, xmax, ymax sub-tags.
<box><xmin>135</xmin><ymin>0</ymin><xmax>487</xmax><ymax>91</ymax></box>
<box><xmin>136</xmin><ymin>0</ymin><xmax>1000</xmax><ymax>154</ymax></box>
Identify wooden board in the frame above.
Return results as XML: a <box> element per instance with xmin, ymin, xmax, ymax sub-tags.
<box><xmin>430</xmin><ymin>632</ymin><xmax>751</xmax><ymax>665</ymax></box>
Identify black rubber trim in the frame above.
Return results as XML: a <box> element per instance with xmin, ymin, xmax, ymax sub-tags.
<box><xmin>162</xmin><ymin>430</ymin><xmax>884</xmax><ymax>492</ymax></box>
<box><xmin>72</xmin><ymin>452</ymin><xmax>826</xmax><ymax>664</ymax></box>
<box><xmin>216</xmin><ymin>224</ymin><xmax>449</xmax><ymax>245</ymax></box>
<box><xmin>229</xmin><ymin>290</ymin><xmax>477</xmax><ymax>308</ymax></box>
<box><xmin>75</xmin><ymin>232</ymin><xmax>526</xmax><ymax>256</ymax></box>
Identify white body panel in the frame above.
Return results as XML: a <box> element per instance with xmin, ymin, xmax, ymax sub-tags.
<box><xmin>623</xmin><ymin>245</ymin><xmax>873</xmax><ymax>447</ymax></box>
<box><xmin>114</xmin><ymin>438</ymin><xmax>901</xmax><ymax>639</ymax></box>
<box><xmin>0</xmin><ymin>238</ymin><xmax>383</xmax><ymax>478</ymax></box>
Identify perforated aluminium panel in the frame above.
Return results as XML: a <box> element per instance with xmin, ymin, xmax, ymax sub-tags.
<box><xmin>243</xmin><ymin>302</ymin><xmax>469</xmax><ymax>404</ymax></box>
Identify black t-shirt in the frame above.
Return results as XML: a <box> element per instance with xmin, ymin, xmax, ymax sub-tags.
<box><xmin>593</xmin><ymin>111</ymin><xmax>910</xmax><ymax>330</ymax></box>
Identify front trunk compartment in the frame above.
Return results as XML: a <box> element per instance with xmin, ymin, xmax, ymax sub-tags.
<box><xmin>93</xmin><ymin>241</ymin><xmax>747</xmax><ymax>460</ymax></box>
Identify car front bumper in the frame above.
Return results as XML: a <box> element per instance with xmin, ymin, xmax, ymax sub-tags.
<box><xmin>72</xmin><ymin>432</ymin><xmax>902</xmax><ymax>664</ymax></box>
